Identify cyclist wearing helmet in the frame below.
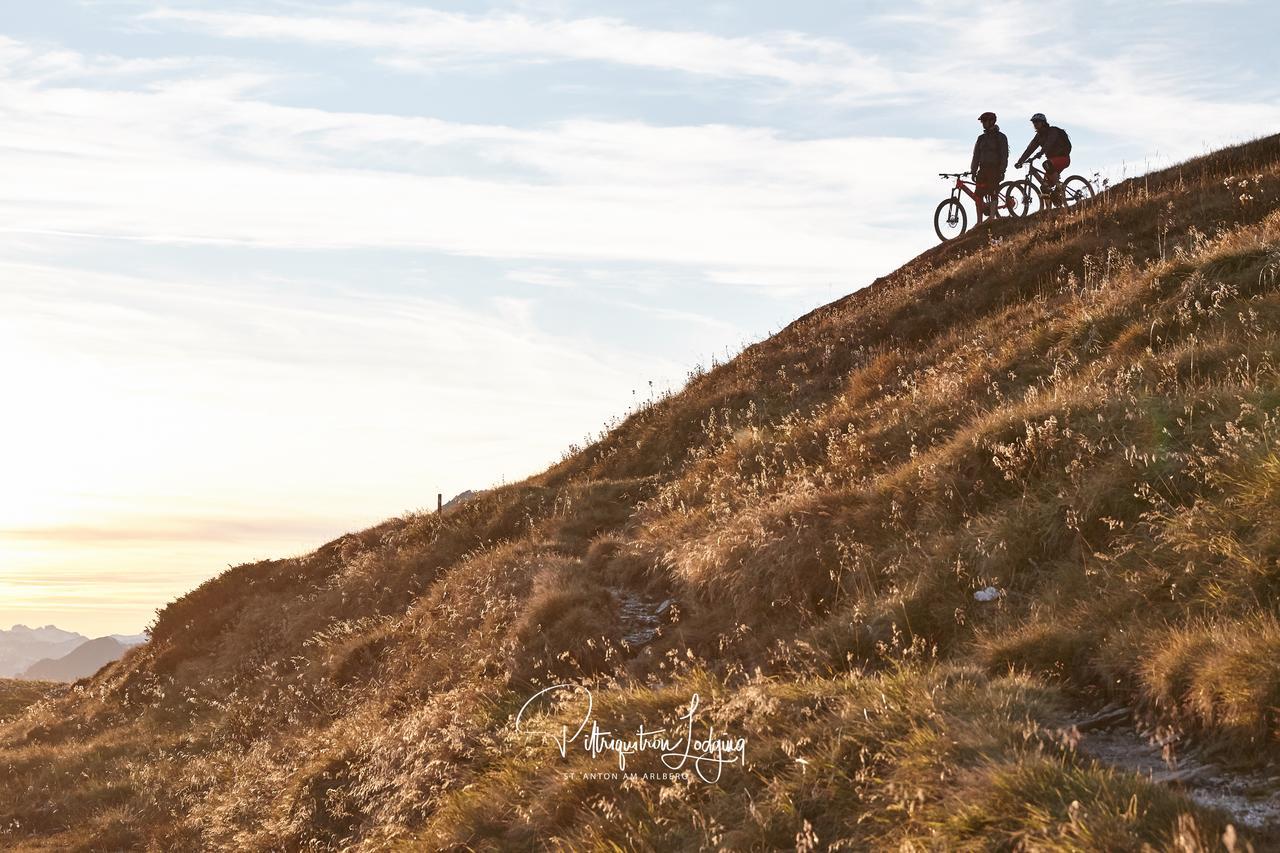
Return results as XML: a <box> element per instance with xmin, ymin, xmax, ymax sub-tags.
<box><xmin>1015</xmin><ymin>113</ymin><xmax>1072</xmax><ymax>201</ymax></box>
<box><xmin>971</xmin><ymin>111</ymin><xmax>1008</xmax><ymax>224</ymax></box>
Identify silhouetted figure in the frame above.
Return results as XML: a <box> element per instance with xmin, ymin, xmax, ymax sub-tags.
<box><xmin>1016</xmin><ymin>113</ymin><xmax>1072</xmax><ymax>203</ymax></box>
<box><xmin>971</xmin><ymin>111</ymin><xmax>1009</xmax><ymax>224</ymax></box>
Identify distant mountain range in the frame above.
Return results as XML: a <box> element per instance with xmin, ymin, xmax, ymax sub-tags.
<box><xmin>0</xmin><ymin>625</ymin><xmax>86</xmax><ymax>677</ymax></box>
<box><xmin>22</xmin><ymin>637</ymin><xmax>131</xmax><ymax>682</ymax></box>
<box><xmin>0</xmin><ymin>625</ymin><xmax>147</xmax><ymax>682</ymax></box>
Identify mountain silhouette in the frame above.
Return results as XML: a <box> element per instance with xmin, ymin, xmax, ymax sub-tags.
<box><xmin>21</xmin><ymin>637</ymin><xmax>131</xmax><ymax>683</ymax></box>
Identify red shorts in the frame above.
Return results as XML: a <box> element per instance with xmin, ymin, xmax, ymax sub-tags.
<box><xmin>975</xmin><ymin>165</ymin><xmax>1003</xmax><ymax>195</ymax></box>
<box><xmin>1045</xmin><ymin>155</ymin><xmax>1070</xmax><ymax>174</ymax></box>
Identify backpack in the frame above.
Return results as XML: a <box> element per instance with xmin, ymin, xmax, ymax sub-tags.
<box><xmin>1059</xmin><ymin>128</ymin><xmax>1072</xmax><ymax>155</ymax></box>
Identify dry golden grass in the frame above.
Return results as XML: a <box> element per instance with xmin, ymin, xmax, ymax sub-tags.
<box><xmin>411</xmin><ymin>665</ymin><xmax>1235</xmax><ymax>852</ymax></box>
<box><xmin>0</xmin><ymin>680</ymin><xmax>62</xmax><ymax>724</ymax></box>
<box><xmin>2</xmin><ymin>134</ymin><xmax>1279</xmax><ymax>850</ymax></box>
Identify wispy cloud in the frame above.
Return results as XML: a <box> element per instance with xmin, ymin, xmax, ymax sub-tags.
<box><xmin>0</xmin><ymin>43</ymin><xmax>944</xmax><ymax>286</ymax></box>
<box><xmin>865</xmin><ymin>0</ymin><xmax>1280</xmax><ymax>157</ymax></box>
<box><xmin>128</xmin><ymin>3</ymin><xmax>1280</xmax><ymax>173</ymax></box>
<box><xmin>0</xmin><ymin>516</ymin><xmax>348</xmax><ymax>544</ymax></box>
<box><xmin>142</xmin><ymin>5</ymin><xmax>906</xmax><ymax>97</ymax></box>
<box><xmin>0</xmin><ymin>34</ymin><xmax>198</xmax><ymax>83</ymax></box>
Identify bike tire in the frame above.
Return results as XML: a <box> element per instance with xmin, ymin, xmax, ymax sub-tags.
<box><xmin>996</xmin><ymin>180</ymin><xmax>1033</xmax><ymax>218</ymax></box>
<box><xmin>934</xmin><ymin>198</ymin><xmax>967</xmax><ymax>242</ymax></box>
<box><xmin>1061</xmin><ymin>175</ymin><xmax>1095</xmax><ymax>208</ymax></box>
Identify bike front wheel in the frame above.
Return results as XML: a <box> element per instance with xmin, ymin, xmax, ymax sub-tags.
<box><xmin>934</xmin><ymin>198</ymin><xmax>968</xmax><ymax>242</ymax></box>
<box><xmin>1061</xmin><ymin>175</ymin><xmax>1095</xmax><ymax>207</ymax></box>
<box><xmin>996</xmin><ymin>180</ymin><xmax>1034</xmax><ymax>218</ymax></box>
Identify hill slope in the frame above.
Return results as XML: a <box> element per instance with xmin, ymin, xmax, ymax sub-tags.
<box><xmin>2</xmin><ymin>135</ymin><xmax>1279</xmax><ymax>851</ymax></box>
<box><xmin>0</xmin><ymin>680</ymin><xmax>62</xmax><ymax>725</ymax></box>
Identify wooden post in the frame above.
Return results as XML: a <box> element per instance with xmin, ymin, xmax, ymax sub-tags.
<box><xmin>437</xmin><ymin>493</ymin><xmax>443</xmax><ymax>513</ymax></box>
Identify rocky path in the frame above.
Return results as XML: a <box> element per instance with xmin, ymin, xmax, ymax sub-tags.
<box><xmin>610</xmin><ymin>588</ymin><xmax>675</xmax><ymax>649</ymax></box>
<box><xmin>1061</xmin><ymin>706</ymin><xmax>1280</xmax><ymax>842</ymax></box>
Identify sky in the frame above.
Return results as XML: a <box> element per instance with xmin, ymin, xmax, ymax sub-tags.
<box><xmin>1</xmin><ymin>0</ymin><xmax>1277</xmax><ymax>637</ymax></box>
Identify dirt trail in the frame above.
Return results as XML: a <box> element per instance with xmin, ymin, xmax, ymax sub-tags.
<box><xmin>1062</xmin><ymin>707</ymin><xmax>1280</xmax><ymax>841</ymax></box>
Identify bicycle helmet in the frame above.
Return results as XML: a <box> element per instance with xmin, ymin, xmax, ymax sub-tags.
<box><xmin>978</xmin><ymin>111</ymin><xmax>997</xmax><ymax>122</ymax></box>
<box><xmin>1030</xmin><ymin>112</ymin><xmax>1047</xmax><ymax>123</ymax></box>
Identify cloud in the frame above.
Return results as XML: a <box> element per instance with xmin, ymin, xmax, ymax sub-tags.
<box><xmin>128</xmin><ymin>3</ymin><xmax>1280</xmax><ymax>178</ymax></box>
<box><xmin>142</xmin><ymin>5</ymin><xmax>906</xmax><ymax>97</ymax></box>
<box><xmin>0</xmin><ymin>516</ymin><xmax>346</xmax><ymax>545</ymax></box>
<box><xmin>864</xmin><ymin>0</ymin><xmax>1280</xmax><ymax>156</ymax></box>
<box><xmin>0</xmin><ymin>33</ymin><xmax>206</xmax><ymax>85</ymax></box>
<box><xmin>6</xmin><ymin>10</ymin><xmax>1257</xmax><ymax>281</ymax></box>
<box><xmin>0</xmin><ymin>43</ymin><xmax>948</xmax><ymax>287</ymax></box>
<box><xmin>505</xmin><ymin>268</ymin><xmax>579</xmax><ymax>289</ymax></box>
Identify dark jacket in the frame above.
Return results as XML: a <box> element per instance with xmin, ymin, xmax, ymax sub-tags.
<box><xmin>1018</xmin><ymin>126</ymin><xmax>1071</xmax><ymax>163</ymax></box>
<box><xmin>971</xmin><ymin>125</ymin><xmax>1009</xmax><ymax>174</ymax></box>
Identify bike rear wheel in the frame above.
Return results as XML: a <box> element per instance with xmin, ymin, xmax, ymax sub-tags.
<box><xmin>934</xmin><ymin>198</ymin><xmax>967</xmax><ymax>241</ymax></box>
<box><xmin>1061</xmin><ymin>175</ymin><xmax>1095</xmax><ymax>207</ymax></box>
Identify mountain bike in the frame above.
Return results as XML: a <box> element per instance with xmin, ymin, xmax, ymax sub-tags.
<box><xmin>998</xmin><ymin>153</ymin><xmax>1095</xmax><ymax>218</ymax></box>
<box><xmin>933</xmin><ymin>171</ymin><xmax>1017</xmax><ymax>242</ymax></box>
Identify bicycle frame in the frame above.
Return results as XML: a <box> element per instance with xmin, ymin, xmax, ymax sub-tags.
<box><xmin>941</xmin><ymin>172</ymin><xmax>990</xmax><ymax>211</ymax></box>
<box><xmin>999</xmin><ymin>154</ymin><xmax>1096</xmax><ymax>219</ymax></box>
<box><xmin>1014</xmin><ymin>155</ymin><xmax>1062</xmax><ymax>199</ymax></box>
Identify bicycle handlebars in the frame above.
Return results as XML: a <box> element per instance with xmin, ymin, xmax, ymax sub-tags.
<box><xmin>938</xmin><ymin>171</ymin><xmax>972</xmax><ymax>178</ymax></box>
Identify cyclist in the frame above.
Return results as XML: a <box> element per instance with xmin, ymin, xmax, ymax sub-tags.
<box><xmin>971</xmin><ymin>111</ymin><xmax>1008</xmax><ymax>225</ymax></box>
<box><xmin>1014</xmin><ymin>113</ymin><xmax>1072</xmax><ymax>203</ymax></box>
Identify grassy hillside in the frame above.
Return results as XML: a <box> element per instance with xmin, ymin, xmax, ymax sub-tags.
<box><xmin>2</xmin><ymin>135</ymin><xmax>1279</xmax><ymax>851</ymax></box>
<box><xmin>0</xmin><ymin>680</ymin><xmax>61</xmax><ymax>724</ymax></box>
